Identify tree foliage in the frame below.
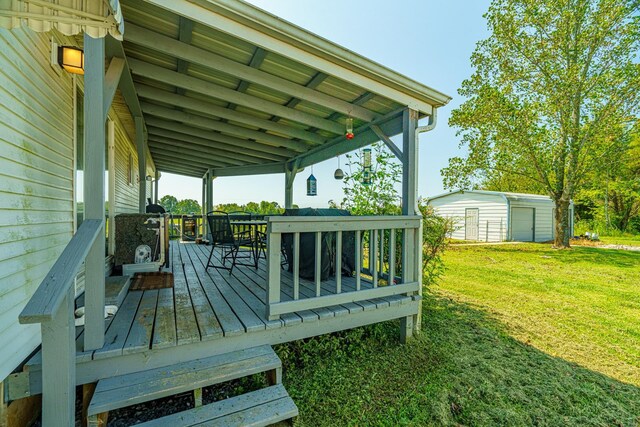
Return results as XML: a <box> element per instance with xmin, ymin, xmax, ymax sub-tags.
<box><xmin>334</xmin><ymin>142</ymin><xmax>454</xmax><ymax>286</ymax></box>
<box><xmin>331</xmin><ymin>142</ymin><xmax>402</xmax><ymax>215</ymax></box>
<box><xmin>174</xmin><ymin>198</ymin><xmax>201</xmax><ymax>215</ymax></box>
<box><xmin>444</xmin><ymin>0</ymin><xmax>640</xmax><ymax>247</ymax></box>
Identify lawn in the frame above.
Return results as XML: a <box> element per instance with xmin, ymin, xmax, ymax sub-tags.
<box><xmin>276</xmin><ymin>243</ymin><xmax>640</xmax><ymax>426</ymax></box>
<box><xmin>600</xmin><ymin>234</ymin><xmax>640</xmax><ymax>247</ymax></box>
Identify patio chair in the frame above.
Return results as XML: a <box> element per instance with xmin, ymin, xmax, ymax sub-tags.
<box><xmin>205</xmin><ymin>211</ymin><xmax>254</xmax><ymax>274</ymax></box>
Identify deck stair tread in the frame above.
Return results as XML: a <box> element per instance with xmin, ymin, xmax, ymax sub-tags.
<box><xmin>134</xmin><ymin>384</ymin><xmax>298</xmax><ymax>427</ymax></box>
<box><xmin>88</xmin><ymin>345</ymin><xmax>281</xmax><ymax>416</ymax></box>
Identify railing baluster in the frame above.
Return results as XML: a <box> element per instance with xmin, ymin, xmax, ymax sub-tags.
<box><xmin>379</xmin><ymin>229</ymin><xmax>385</xmax><ymax>280</ymax></box>
<box><xmin>372</xmin><ymin>229</ymin><xmax>378</xmax><ymax>288</ymax></box>
<box><xmin>389</xmin><ymin>228</ymin><xmax>396</xmax><ymax>285</ymax></box>
<box><xmin>335</xmin><ymin>231</ymin><xmax>342</xmax><ymax>294</ymax></box>
<box><xmin>315</xmin><ymin>231</ymin><xmax>322</xmax><ymax>297</ymax></box>
<box><xmin>293</xmin><ymin>232</ymin><xmax>300</xmax><ymax>300</ymax></box>
<box><xmin>355</xmin><ymin>230</ymin><xmax>361</xmax><ymax>291</ymax></box>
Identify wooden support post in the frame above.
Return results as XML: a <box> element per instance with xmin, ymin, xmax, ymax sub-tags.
<box><xmin>154</xmin><ymin>170</ymin><xmax>159</xmax><ymax>204</ymax></box>
<box><xmin>266</xmin><ymin>367</ymin><xmax>282</xmax><ymax>386</ymax></box>
<box><xmin>284</xmin><ymin>164</ymin><xmax>297</xmax><ymax>209</ymax></box>
<box><xmin>401</xmin><ymin>107</ymin><xmax>419</xmax><ymax>341</ymax></box>
<box><xmin>83</xmin><ymin>383</ymin><xmax>108</xmax><ymax>427</ymax></box>
<box><xmin>107</xmin><ymin>120</ymin><xmax>116</xmax><ymax>257</ymax></box>
<box><xmin>41</xmin><ymin>288</ymin><xmax>75</xmax><ymax>427</ymax></box>
<box><xmin>84</xmin><ymin>34</ymin><xmax>106</xmax><ymax>351</ymax></box>
<box><xmin>201</xmin><ymin>173</ymin><xmax>206</xmax><ymax>240</ymax></box>
<box><xmin>193</xmin><ymin>388</ymin><xmax>203</xmax><ymax>408</ymax></box>
<box><xmin>136</xmin><ymin>116</ymin><xmax>146</xmax><ymax>213</ymax></box>
<box><xmin>205</xmin><ymin>170</ymin><xmax>214</xmax><ymax>240</ymax></box>
<box><xmin>0</xmin><ymin>382</ymin><xmax>41</xmax><ymax>427</ymax></box>
<box><xmin>266</xmin><ymin>228</ymin><xmax>282</xmax><ymax>321</ymax></box>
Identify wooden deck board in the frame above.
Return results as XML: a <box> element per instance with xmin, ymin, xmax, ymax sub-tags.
<box><xmin>80</xmin><ymin>241</ymin><xmax>417</xmax><ymax>362</ymax></box>
<box><xmin>152</xmin><ymin>287</ymin><xmax>177</xmax><ymax>350</ymax></box>
<box><xmin>171</xmin><ymin>242</ymin><xmax>201</xmax><ymax>346</ymax></box>
<box><xmin>180</xmin><ymin>244</ymin><xmax>245</xmax><ymax>337</ymax></box>
<box><xmin>93</xmin><ymin>291</ymin><xmax>143</xmax><ymax>359</ymax></box>
<box><xmin>187</xmin><ymin>243</ymin><xmax>269</xmax><ymax>332</ymax></box>
<box><xmin>177</xmin><ymin>244</ymin><xmax>225</xmax><ymax>340</ymax></box>
<box><xmin>123</xmin><ymin>290</ymin><xmax>159</xmax><ymax>355</ymax></box>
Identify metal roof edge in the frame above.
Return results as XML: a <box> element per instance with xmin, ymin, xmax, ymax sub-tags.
<box><xmin>427</xmin><ymin>189</ymin><xmax>561</xmax><ymax>203</ymax></box>
<box><xmin>189</xmin><ymin>0</ymin><xmax>452</xmax><ymax>108</ymax></box>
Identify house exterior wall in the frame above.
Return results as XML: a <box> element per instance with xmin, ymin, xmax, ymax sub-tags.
<box><xmin>0</xmin><ymin>27</ymin><xmax>153</xmax><ymax>382</ymax></box>
<box><xmin>429</xmin><ymin>192</ymin><xmax>508</xmax><ymax>242</ymax></box>
<box><xmin>0</xmin><ymin>27</ymin><xmax>76</xmax><ymax>382</ymax></box>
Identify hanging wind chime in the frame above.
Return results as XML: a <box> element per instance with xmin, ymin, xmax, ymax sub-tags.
<box><xmin>334</xmin><ymin>155</ymin><xmax>344</xmax><ymax>180</ymax></box>
<box><xmin>362</xmin><ymin>148</ymin><xmax>372</xmax><ymax>185</ymax></box>
<box><xmin>307</xmin><ymin>165</ymin><xmax>317</xmax><ymax>196</ymax></box>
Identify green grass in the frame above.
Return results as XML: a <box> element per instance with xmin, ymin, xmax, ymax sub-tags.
<box><xmin>275</xmin><ymin>244</ymin><xmax>640</xmax><ymax>426</ymax></box>
<box><xmin>599</xmin><ymin>234</ymin><xmax>640</xmax><ymax>247</ymax></box>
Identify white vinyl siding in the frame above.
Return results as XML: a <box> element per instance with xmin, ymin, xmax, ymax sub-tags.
<box><xmin>0</xmin><ymin>27</ymin><xmax>75</xmax><ymax>382</ymax></box>
<box><xmin>429</xmin><ymin>192</ymin><xmax>508</xmax><ymax>242</ymax></box>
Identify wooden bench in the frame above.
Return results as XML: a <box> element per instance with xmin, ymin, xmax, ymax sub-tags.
<box><xmin>134</xmin><ymin>384</ymin><xmax>298</xmax><ymax>426</ymax></box>
<box><xmin>87</xmin><ymin>345</ymin><xmax>283</xmax><ymax>424</ymax></box>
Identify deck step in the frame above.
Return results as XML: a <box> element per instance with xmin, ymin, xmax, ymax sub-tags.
<box><xmin>134</xmin><ymin>384</ymin><xmax>298</xmax><ymax>427</ymax></box>
<box><xmin>87</xmin><ymin>345</ymin><xmax>281</xmax><ymax>417</ymax></box>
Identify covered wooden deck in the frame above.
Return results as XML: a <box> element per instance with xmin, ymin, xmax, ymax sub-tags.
<box><xmin>20</xmin><ymin>240</ymin><xmax>419</xmax><ymax>393</ymax></box>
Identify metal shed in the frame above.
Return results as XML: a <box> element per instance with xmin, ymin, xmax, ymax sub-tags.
<box><xmin>428</xmin><ymin>190</ymin><xmax>574</xmax><ymax>242</ymax></box>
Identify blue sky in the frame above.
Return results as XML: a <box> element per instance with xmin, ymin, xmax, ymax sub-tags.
<box><xmin>159</xmin><ymin>0</ymin><xmax>491</xmax><ymax>207</ymax></box>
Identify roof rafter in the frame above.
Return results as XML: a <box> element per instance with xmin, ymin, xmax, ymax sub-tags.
<box><xmin>128</xmin><ymin>58</ymin><xmax>345</xmax><ymax>134</ymax></box>
<box><xmin>125</xmin><ymin>23</ymin><xmax>378</xmax><ymax>121</ymax></box>
<box><xmin>144</xmin><ymin>117</ymin><xmax>296</xmax><ymax>158</ymax></box>
<box><xmin>135</xmin><ymin>84</ymin><xmax>325</xmax><ymax>144</ymax></box>
<box><xmin>148</xmin><ymin>132</ymin><xmax>281</xmax><ymax>163</ymax></box>
<box><xmin>148</xmin><ymin>138</ymin><xmax>250</xmax><ymax>166</ymax></box>
<box><xmin>140</xmin><ymin>102</ymin><xmax>310</xmax><ymax>152</ymax></box>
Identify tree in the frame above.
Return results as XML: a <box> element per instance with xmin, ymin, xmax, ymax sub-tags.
<box><xmin>443</xmin><ymin>0</ymin><xmax>640</xmax><ymax>247</ymax></box>
<box><xmin>159</xmin><ymin>195</ymin><xmax>178</xmax><ymax>213</ymax></box>
<box><xmin>174</xmin><ymin>199</ymin><xmax>201</xmax><ymax>215</ymax></box>
<box><xmin>333</xmin><ymin>142</ymin><xmax>402</xmax><ymax>215</ymax></box>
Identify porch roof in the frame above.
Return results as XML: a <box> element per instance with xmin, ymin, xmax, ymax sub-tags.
<box><xmin>117</xmin><ymin>0</ymin><xmax>451</xmax><ymax>178</ymax></box>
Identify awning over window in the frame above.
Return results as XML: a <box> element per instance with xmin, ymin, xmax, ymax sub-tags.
<box><xmin>0</xmin><ymin>0</ymin><xmax>123</xmax><ymax>39</ymax></box>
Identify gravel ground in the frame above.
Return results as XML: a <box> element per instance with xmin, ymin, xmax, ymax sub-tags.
<box><xmin>32</xmin><ymin>375</ymin><xmax>264</xmax><ymax>426</ymax></box>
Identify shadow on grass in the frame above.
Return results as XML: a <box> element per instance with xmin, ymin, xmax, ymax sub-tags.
<box><xmin>469</xmin><ymin>243</ymin><xmax>640</xmax><ymax>269</ymax></box>
<box><xmin>277</xmin><ymin>292</ymin><xmax>640</xmax><ymax>427</ymax></box>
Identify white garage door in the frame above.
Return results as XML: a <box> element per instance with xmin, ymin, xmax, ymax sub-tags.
<box><xmin>511</xmin><ymin>207</ymin><xmax>534</xmax><ymax>241</ymax></box>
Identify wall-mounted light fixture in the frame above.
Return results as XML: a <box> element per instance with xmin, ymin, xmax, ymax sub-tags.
<box><xmin>145</xmin><ymin>175</ymin><xmax>154</xmax><ymax>182</ymax></box>
<box><xmin>58</xmin><ymin>46</ymin><xmax>84</xmax><ymax>75</ymax></box>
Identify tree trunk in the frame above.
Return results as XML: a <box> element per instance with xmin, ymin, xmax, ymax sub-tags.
<box><xmin>554</xmin><ymin>199</ymin><xmax>572</xmax><ymax>248</ymax></box>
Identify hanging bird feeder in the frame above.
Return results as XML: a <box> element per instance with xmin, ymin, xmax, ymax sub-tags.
<box><xmin>307</xmin><ymin>166</ymin><xmax>317</xmax><ymax>196</ymax></box>
<box><xmin>334</xmin><ymin>156</ymin><xmax>344</xmax><ymax>180</ymax></box>
<box><xmin>362</xmin><ymin>148</ymin><xmax>372</xmax><ymax>185</ymax></box>
<box><xmin>345</xmin><ymin>117</ymin><xmax>354</xmax><ymax>140</ymax></box>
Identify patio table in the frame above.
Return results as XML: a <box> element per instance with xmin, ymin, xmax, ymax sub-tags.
<box><xmin>230</xmin><ymin>219</ymin><xmax>267</xmax><ymax>267</ymax></box>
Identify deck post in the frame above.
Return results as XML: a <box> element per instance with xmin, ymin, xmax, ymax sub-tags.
<box><xmin>266</xmin><ymin>223</ymin><xmax>281</xmax><ymax>320</ymax></box>
<box><xmin>401</xmin><ymin>107</ymin><xmax>420</xmax><ymax>341</ymax></box>
<box><xmin>136</xmin><ymin>116</ymin><xmax>146</xmax><ymax>213</ymax></box>
<box><xmin>84</xmin><ymin>34</ymin><xmax>106</xmax><ymax>351</ymax></box>
<box><xmin>205</xmin><ymin>169</ymin><xmax>214</xmax><ymax>240</ymax></box>
<box><xmin>284</xmin><ymin>163</ymin><xmax>298</xmax><ymax>209</ymax></box>
<box><xmin>41</xmin><ymin>288</ymin><xmax>75</xmax><ymax>426</ymax></box>
<box><xmin>154</xmin><ymin>170</ymin><xmax>159</xmax><ymax>203</ymax></box>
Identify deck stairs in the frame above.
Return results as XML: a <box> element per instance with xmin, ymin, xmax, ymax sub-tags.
<box><xmin>87</xmin><ymin>345</ymin><xmax>298</xmax><ymax>426</ymax></box>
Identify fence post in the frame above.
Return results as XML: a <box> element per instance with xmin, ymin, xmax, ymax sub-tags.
<box><xmin>266</xmin><ymin>223</ymin><xmax>281</xmax><ymax>321</ymax></box>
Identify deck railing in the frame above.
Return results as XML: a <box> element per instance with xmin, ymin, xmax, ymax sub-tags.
<box><xmin>265</xmin><ymin>215</ymin><xmax>422</xmax><ymax>320</ymax></box>
<box><xmin>19</xmin><ymin>219</ymin><xmax>103</xmax><ymax>426</ymax></box>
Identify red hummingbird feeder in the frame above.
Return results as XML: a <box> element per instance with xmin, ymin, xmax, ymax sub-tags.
<box><xmin>345</xmin><ymin>117</ymin><xmax>354</xmax><ymax>140</ymax></box>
